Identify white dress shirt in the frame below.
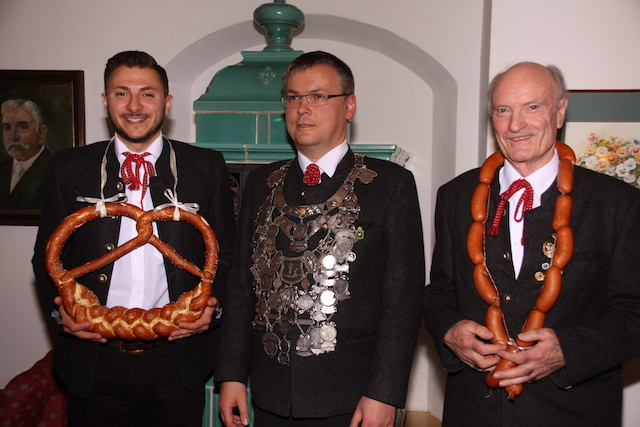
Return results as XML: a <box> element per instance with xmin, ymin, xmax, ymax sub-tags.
<box><xmin>107</xmin><ymin>134</ymin><xmax>170</xmax><ymax>310</ymax></box>
<box><xmin>499</xmin><ymin>151</ymin><xmax>559</xmax><ymax>278</ymax></box>
<box><xmin>10</xmin><ymin>145</ymin><xmax>45</xmax><ymax>191</ymax></box>
<box><xmin>298</xmin><ymin>140</ymin><xmax>349</xmax><ymax>182</ymax></box>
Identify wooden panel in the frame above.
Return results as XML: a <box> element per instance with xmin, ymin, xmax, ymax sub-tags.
<box><xmin>404</xmin><ymin>411</ymin><xmax>442</xmax><ymax>427</ymax></box>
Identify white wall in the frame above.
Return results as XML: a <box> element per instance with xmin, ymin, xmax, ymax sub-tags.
<box><xmin>0</xmin><ymin>0</ymin><xmax>638</xmax><ymax>424</ymax></box>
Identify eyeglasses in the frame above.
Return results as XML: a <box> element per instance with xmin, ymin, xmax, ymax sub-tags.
<box><xmin>281</xmin><ymin>93</ymin><xmax>348</xmax><ymax>109</ymax></box>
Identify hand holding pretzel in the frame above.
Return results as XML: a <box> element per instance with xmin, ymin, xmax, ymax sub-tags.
<box><xmin>45</xmin><ymin>202</ymin><xmax>219</xmax><ymax>341</ymax></box>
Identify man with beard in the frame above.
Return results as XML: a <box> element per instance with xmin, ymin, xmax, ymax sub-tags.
<box><xmin>0</xmin><ymin>99</ymin><xmax>53</xmax><ymax>210</ymax></box>
<box><xmin>32</xmin><ymin>51</ymin><xmax>236</xmax><ymax>426</ymax></box>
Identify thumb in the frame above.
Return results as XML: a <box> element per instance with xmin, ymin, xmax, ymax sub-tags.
<box><xmin>238</xmin><ymin>403</ymin><xmax>251</xmax><ymax>426</ymax></box>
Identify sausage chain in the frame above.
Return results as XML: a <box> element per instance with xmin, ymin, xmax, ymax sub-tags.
<box><xmin>45</xmin><ymin>202</ymin><xmax>219</xmax><ymax>341</ymax></box>
<box><xmin>467</xmin><ymin>142</ymin><xmax>575</xmax><ymax>399</ymax></box>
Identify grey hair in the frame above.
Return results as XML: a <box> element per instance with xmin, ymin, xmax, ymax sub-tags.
<box><xmin>1</xmin><ymin>99</ymin><xmax>45</xmax><ymax>128</ymax></box>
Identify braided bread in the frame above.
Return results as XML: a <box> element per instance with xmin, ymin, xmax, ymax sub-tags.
<box><xmin>45</xmin><ymin>202</ymin><xmax>218</xmax><ymax>341</ymax></box>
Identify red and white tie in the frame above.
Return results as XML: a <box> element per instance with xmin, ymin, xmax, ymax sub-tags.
<box><xmin>303</xmin><ymin>163</ymin><xmax>321</xmax><ymax>186</ymax></box>
<box><xmin>121</xmin><ymin>152</ymin><xmax>156</xmax><ymax>206</ymax></box>
<box><xmin>488</xmin><ymin>179</ymin><xmax>533</xmax><ymax>244</ymax></box>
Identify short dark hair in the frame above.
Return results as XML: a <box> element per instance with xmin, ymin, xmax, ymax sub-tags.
<box><xmin>104</xmin><ymin>51</ymin><xmax>169</xmax><ymax>96</ymax></box>
<box><xmin>281</xmin><ymin>51</ymin><xmax>354</xmax><ymax>95</ymax></box>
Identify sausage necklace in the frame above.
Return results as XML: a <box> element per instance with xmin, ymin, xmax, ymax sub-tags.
<box><xmin>467</xmin><ymin>141</ymin><xmax>575</xmax><ymax>400</ymax></box>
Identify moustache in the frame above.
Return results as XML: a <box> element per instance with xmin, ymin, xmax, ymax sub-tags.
<box><xmin>5</xmin><ymin>139</ymin><xmax>29</xmax><ymax>151</ymax></box>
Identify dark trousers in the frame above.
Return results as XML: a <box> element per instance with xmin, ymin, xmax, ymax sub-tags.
<box><xmin>66</xmin><ymin>341</ymin><xmax>205</xmax><ymax>427</ymax></box>
<box><xmin>254</xmin><ymin>405</ymin><xmax>354</xmax><ymax>426</ymax></box>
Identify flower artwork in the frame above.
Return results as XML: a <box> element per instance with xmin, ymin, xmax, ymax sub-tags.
<box><xmin>565</xmin><ymin>122</ymin><xmax>640</xmax><ymax>189</ymax></box>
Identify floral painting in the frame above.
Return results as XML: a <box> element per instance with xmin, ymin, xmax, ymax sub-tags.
<box><xmin>564</xmin><ymin>122</ymin><xmax>640</xmax><ymax>189</ymax></box>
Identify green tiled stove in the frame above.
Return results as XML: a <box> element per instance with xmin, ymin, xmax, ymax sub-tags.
<box><xmin>193</xmin><ymin>0</ymin><xmax>403</xmax><ymax>164</ymax></box>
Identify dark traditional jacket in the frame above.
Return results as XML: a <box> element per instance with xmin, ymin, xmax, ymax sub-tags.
<box><xmin>32</xmin><ymin>139</ymin><xmax>236</xmax><ymax>397</ymax></box>
<box><xmin>217</xmin><ymin>149</ymin><xmax>425</xmax><ymax>418</ymax></box>
<box><xmin>424</xmin><ymin>164</ymin><xmax>640</xmax><ymax>426</ymax></box>
<box><xmin>0</xmin><ymin>146</ymin><xmax>53</xmax><ymax>211</ymax></box>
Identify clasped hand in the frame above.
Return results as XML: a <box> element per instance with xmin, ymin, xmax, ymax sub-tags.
<box><xmin>444</xmin><ymin>319</ymin><xmax>565</xmax><ymax>386</ymax></box>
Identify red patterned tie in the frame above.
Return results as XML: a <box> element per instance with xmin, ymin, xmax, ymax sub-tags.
<box><xmin>303</xmin><ymin>163</ymin><xmax>321</xmax><ymax>186</ymax></box>
<box><xmin>488</xmin><ymin>179</ymin><xmax>533</xmax><ymax>244</ymax></box>
<box><xmin>121</xmin><ymin>152</ymin><xmax>156</xmax><ymax>205</ymax></box>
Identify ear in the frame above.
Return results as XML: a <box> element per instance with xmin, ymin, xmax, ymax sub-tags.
<box><xmin>37</xmin><ymin>124</ymin><xmax>47</xmax><ymax>145</ymax></box>
<box><xmin>556</xmin><ymin>97</ymin><xmax>568</xmax><ymax>129</ymax></box>
<box><xmin>345</xmin><ymin>94</ymin><xmax>356</xmax><ymax>120</ymax></box>
<box><xmin>102</xmin><ymin>93</ymin><xmax>108</xmax><ymax>114</ymax></box>
<box><xmin>164</xmin><ymin>94</ymin><xmax>173</xmax><ymax>117</ymax></box>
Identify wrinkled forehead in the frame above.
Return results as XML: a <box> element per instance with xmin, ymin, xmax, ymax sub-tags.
<box><xmin>493</xmin><ymin>65</ymin><xmax>558</xmax><ymax>104</ymax></box>
<box><xmin>2</xmin><ymin>108</ymin><xmax>37</xmax><ymax>126</ymax></box>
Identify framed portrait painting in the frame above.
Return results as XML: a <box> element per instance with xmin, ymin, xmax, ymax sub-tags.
<box><xmin>561</xmin><ymin>90</ymin><xmax>640</xmax><ymax>189</ymax></box>
<box><xmin>0</xmin><ymin>70</ymin><xmax>85</xmax><ymax>225</ymax></box>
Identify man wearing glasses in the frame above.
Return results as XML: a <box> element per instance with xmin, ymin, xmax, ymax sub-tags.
<box><xmin>216</xmin><ymin>51</ymin><xmax>425</xmax><ymax>426</ymax></box>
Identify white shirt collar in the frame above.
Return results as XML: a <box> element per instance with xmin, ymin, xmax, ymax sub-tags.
<box><xmin>500</xmin><ymin>150</ymin><xmax>559</xmax><ymax>209</ymax></box>
<box><xmin>114</xmin><ymin>133</ymin><xmax>164</xmax><ymax>167</ymax></box>
<box><xmin>12</xmin><ymin>144</ymin><xmax>45</xmax><ymax>171</ymax></box>
<box><xmin>297</xmin><ymin>140</ymin><xmax>349</xmax><ymax>178</ymax></box>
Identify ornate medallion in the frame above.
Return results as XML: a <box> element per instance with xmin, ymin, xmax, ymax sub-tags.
<box><xmin>251</xmin><ymin>154</ymin><xmax>377</xmax><ymax>364</ymax></box>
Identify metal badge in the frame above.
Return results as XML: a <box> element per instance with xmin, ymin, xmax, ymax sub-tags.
<box><xmin>280</xmin><ymin>287</ymin><xmax>297</xmax><ymax>306</ymax></box>
<box><xmin>296</xmin><ymin>335</ymin><xmax>312</xmax><ymax>356</ymax></box>
<box><xmin>543</xmin><ymin>241</ymin><xmax>555</xmax><ymax>259</ymax></box>
<box><xmin>320</xmin><ymin>289</ymin><xmax>336</xmax><ymax>306</ymax></box>
<box><xmin>278</xmin><ymin>318</ymin><xmax>291</xmax><ymax>335</ymax></box>
<box><xmin>297</xmin><ymin>294</ymin><xmax>314</xmax><ymax>312</ymax></box>
<box><xmin>322</xmin><ymin>254</ymin><xmax>336</xmax><ymax>269</ymax></box>
<box><xmin>268</xmin><ymin>292</ymin><xmax>281</xmax><ymax>309</ymax></box>
<box><xmin>280</xmin><ymin>257</ymin><xmax>305</xmax><ymax>284</ymax></box>
<box><xmin>320</xmin><ymin>323</ymin><xmax>337</xmax><ymax>341</ymax></box>
<box><xmin>309</xmin><ymin>327</ymin><xmax>323</xmax><ymax>346</ymax></box>
<box><xmin>357</xmin><ymin>168</ymin><xmax>378</xmax><ymax>184</ymax></box>
<box><xmin>302</xmin><ymin>250</ymin><xmax>319</xmax><ymax>273</ymax></box>
<box><xmin>262</xmin><ymin>332</ymin><xmax>279</xmax><ymax>357</ymax></box>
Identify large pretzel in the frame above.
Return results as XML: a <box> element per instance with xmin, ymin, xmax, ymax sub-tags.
<box><xmin>45</xmin><ymin>202</ymin><xmax>219</xmax><ymax>341</ymax></box>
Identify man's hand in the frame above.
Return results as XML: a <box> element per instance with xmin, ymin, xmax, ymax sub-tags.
<box><xmin>219</xmin><ymin>381</ymin><xmax>250</xmax><ymax>427</ymax></box>
<box><xmin>54</xmin><ymin>296</ymin><xmax>106</xmax><ymax>342</ymax></box>
<box><xmin>169</xmin><ymin>297</ymin><xmax>218</xmax><ymax>341</ymax></box>
<box><xmin>350</xmin><ymin>396</ymin><xmax>396</xmax><ymax>427</ymax></box>
<box><xmin>492</xmin><ymin>327</ymin><xmax>565</xmax><ymax>387</ymax></box>
<box><xmin>444</xmin><ymin>319</ymin><xmax>503</xmax><ymax>371</ymax></box>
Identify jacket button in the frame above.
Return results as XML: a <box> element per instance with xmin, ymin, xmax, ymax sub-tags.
<box><xmin>98</xmin><ymin>274</ymin><xmax>108</xmax><ymax>283</ymax></box>
<box><xmin>105</xmin><ymin>243</ymin><xmax>115</xmax><ymax>251</ymax></box>
<box><xmin>504</xmin><ymin>294</ymin><xmax>512</xmax><ymax>302</ymax></box>
<box><xmin>116</xmin><ymin>182</ymin><xmax>124</xmax><ymax>191</ymax></box>
<box><xmin>502</xmin><ymin>252</ymin><xmax>510</xmax><ymax>260</ymax></box>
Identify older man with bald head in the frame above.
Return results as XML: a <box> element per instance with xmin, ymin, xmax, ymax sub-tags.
<box><xmin>424</xmin><ymin>62</ymin><xmax>640</xmax><ymax>426</ymax></box>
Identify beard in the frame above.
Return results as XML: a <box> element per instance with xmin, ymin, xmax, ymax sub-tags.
<box><xmin>109</xmin><ymin>113</ymin><xmax>165</xmax><ymax>145</ymax></box>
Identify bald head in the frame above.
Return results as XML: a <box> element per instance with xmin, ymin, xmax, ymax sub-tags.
<box><xmin>489</xmin><ymin>62</ymin><xmax>567</xmax><ymax>114</ymax></box>
<box><xmin>489</xmin><ymin>61</ymin><xmax>569</xmax><ymax>176</ymax></box>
